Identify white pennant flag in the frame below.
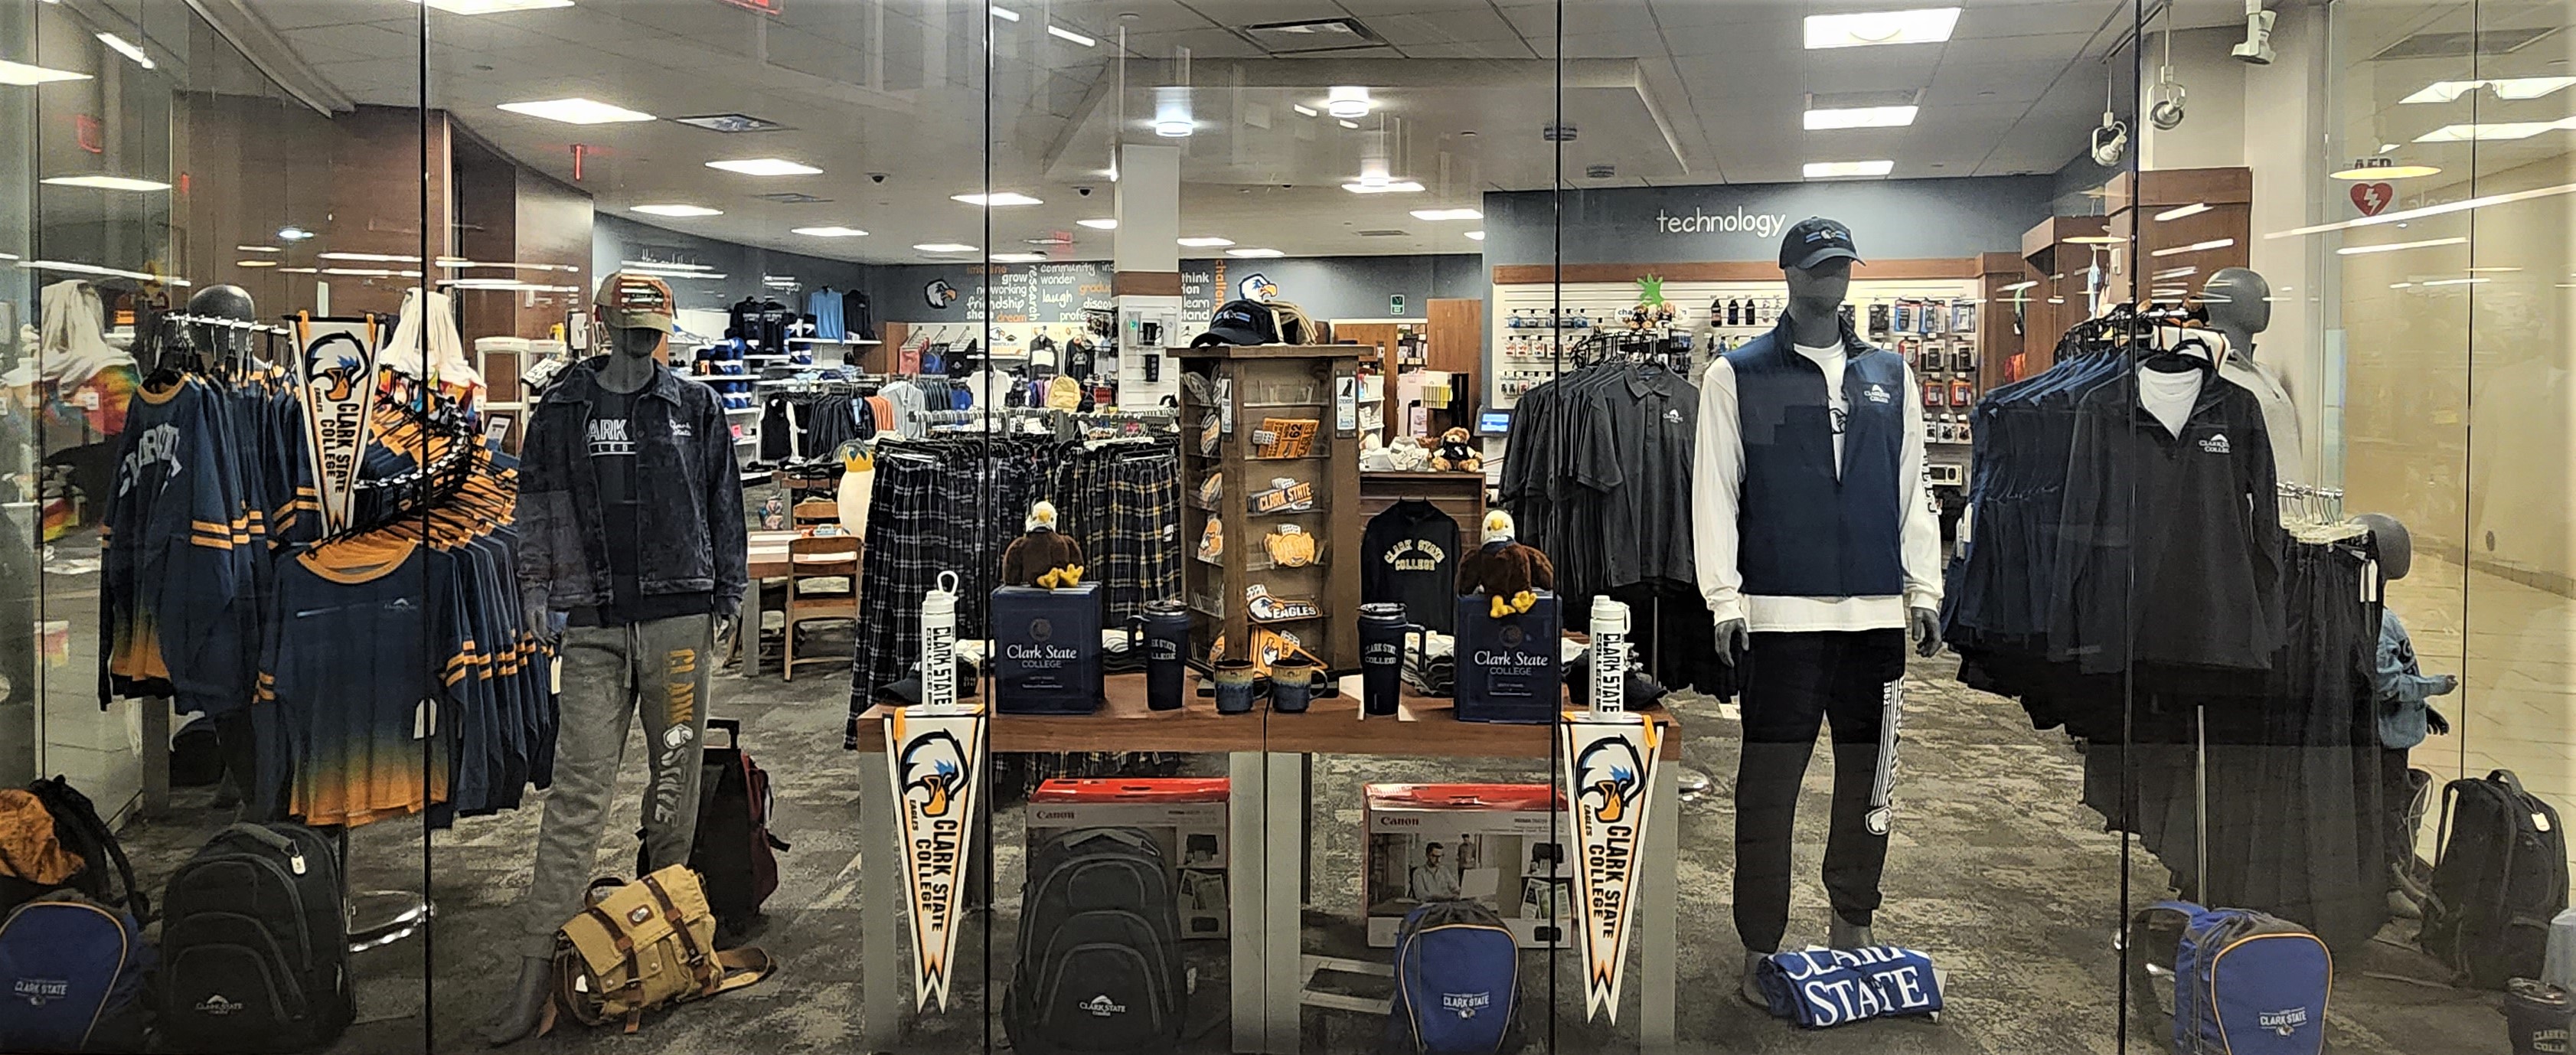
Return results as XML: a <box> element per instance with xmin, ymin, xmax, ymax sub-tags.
<box><xmin>1561</xmin><ymin>710</ymin><xmax>1663</xmax><ymax>1022</ymax></box>
<box><xmin>290</xmin><ymin>313</ymin><xmax>383</xmax><ymax>535</ymax></box>
<box><xmin>884</xmin><ymin>704</ymin><xmax>988</xmax><ymax>1012</ymax></box>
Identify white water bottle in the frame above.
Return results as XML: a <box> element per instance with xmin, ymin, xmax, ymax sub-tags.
<box><xmin>921</xmin><ymin>570</ymin><xmax>961</xmax><ymax>711</ymax></box>
<box><xmin>1589</xmin><ymin>596</ymin><xmax>1631</xmax><ymax>714</ymax></box>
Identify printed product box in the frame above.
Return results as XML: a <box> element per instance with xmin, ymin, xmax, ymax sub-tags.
<box><xmin>1028</xmin><ymin>778</ymin><xmax>1229</xmax><ymax>939</ymax></box>
<box><xmin>991</xmin><ymin>583</ymin><xmax>1104</xmax><ymax>714</ymax></box>
<box><xmin>1363</xmin><ymin>783</ymin><xmax>1571</xmax><ymax>949</ymax></box>
<box><xmin>1452</xmin><ymin>591</ymin><xmax>1561</xmax><ymax>723</ymax></box>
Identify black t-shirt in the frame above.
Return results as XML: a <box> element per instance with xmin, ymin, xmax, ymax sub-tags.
<box><xmin>1064</xmin><ymin>339</ymin><xmax>1097</xmax><ymax>382</ymax></box>
<box><xmin>1362</xmin><ymin>500</ymin><xmax>1461</xmax><ymax>633</ymax></box>
<box><xmin>570</xmin><ymin>385</ymin><xmax>713</xmax><ymax>626</ymax></box>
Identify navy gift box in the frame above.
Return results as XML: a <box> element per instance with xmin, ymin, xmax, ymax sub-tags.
<box><xmin>992</xmin><ymin>584</ymin><xmax>1105</xmax><ymax>714</ymax></box>
<box><xmin>1452</xmin><ymin>591</ymin><xmax>1561</xmax><ymax>723</ymax></box>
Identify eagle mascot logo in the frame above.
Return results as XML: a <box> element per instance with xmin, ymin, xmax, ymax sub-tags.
<box><xmin>899</xmin><ymin>730</ymin><xmax>971</xmax><ymax>818</ymax></box>
<box><xmin>1573</xmin><ymin>737</ymin><xmax>1646</xmax><ymax>826</ymax></box>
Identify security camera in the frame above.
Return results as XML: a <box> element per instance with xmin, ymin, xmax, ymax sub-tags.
<box><xmin>1076</xmin><ymin>186</ymin><xmax>1093</xmax><ymax>197</ymax></box>
<box><xmin>869</xmin><ymin>172</ymin><xmax>889</xmax><ymax>184</ymax></box>
<box><xmin>2231</xmin><ymin>0</ymin><xmax>2276</xmax><ymax>65</ymax></box>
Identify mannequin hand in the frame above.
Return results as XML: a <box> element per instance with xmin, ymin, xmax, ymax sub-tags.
<box><xmin>713</xmin><ymin>612</ymin><xmax>740</xmax><ymax>645</ymax></box>
<box><xmin>1909</xmin><ymin>606</ymin><xmax>1942</xmax><ymax>658</ymax></box>
<box><xmin>2427</xmin><ymin>707</ymin><xmax>2452</xmax><ymax>737</ymax></box>
<box><xmin>1714</xmin><ymin>619</ymin><xmax>1750</xmax><ymax>665</ymax></box>
<box><xmin>2431</xmin><ymin>674</ymin><xmax>2459</xmax><ymax>697</ymax></box>
<box><xmin>524</xmin><ymin>596</ymin><xmax>558</xmax><ymax>644</ymax></box>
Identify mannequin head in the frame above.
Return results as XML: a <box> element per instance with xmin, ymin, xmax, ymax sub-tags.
<box><xmin>593</xmin><ymin>270</ymin><xmax>677</xmax><ymax>361</ymax></box>
<box><xmin>2357</xmin><ymin>512</ymin><xmax>2411</xmax><ymax>581</ymax></box>
<box><xmin>1784</xmin><ymin>259</ymin><xmax>1853</xmax><ymax>326</ymax></box>
<box><xmin>606</xmin><ymin>325</ymin><xmax>664</xmax><ymax>360</ymax></box>
<box><xmin>1778</xmin><ymin>217</ymin><xmax>1861</xmax><ymax>345</ymax></box>
<box><xmin>186</xmin><ymin>284</ymin><xmax>258</xmax><ymax>360</ymax></box>
<box><xmin>2200</xmin><ymin>267</ymin><xmax>2271</xmax><ymax>347</ymax></box>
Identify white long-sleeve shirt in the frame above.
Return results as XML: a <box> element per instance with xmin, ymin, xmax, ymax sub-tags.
<box><xmin>1691</xmin><ymin>341</ymin><xmax>1944</xmax><ymax>632</ymax></box>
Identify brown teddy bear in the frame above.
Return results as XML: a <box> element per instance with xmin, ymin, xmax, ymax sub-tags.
<box><xmin>1457</xmin><ymin>510</ymin><xmax>1556</xmax><ymax>618</ymax></box>
<box><xmin>1431</xmin><ymin>426</ymin><xmax>1481</xmax><ymax>472</ymax></box>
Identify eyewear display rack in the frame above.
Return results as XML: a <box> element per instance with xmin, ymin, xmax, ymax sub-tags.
<box><xmin>1177</xmin><ymin>344</ymin><xmax>1364</xmax><ymax>673</ymax></box>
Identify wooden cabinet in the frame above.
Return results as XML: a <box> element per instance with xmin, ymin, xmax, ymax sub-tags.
<box><xmin>1177</xmin><ymin>345</ymin><xmax>1363</xmax><ymax>673</ymax></box>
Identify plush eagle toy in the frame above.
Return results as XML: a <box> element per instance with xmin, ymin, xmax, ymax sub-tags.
<box><xmin>1002</xmin><ymin>501</ymin><xmax>1086</xmax><ymax>588</ymax></box>
<box><xmin>1457</xmin><ymin>510</ymin><xmax>1556</xmax><ymax>618</ymax></box>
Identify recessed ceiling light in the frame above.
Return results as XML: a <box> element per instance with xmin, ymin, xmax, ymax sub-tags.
<box><xmin>631</xmin><ymin>204</ymin><xmax>722</xmax><ymax>217</ymax></box>
<box><xmin>1293</xmin><ymin>104</ymin><xmax>1317</xmax><ymax>117</ymax></box>
<box><xmin>1804</xmin><ymin>7</ymin><xmax>1960</xmax><ymax>49</ymax></box>
<box><xmin>988</xmin><ymin>5</ymin><xmax>1019</xmax><ymax>20</ymax></box>
<box><xmin>42</xmin><ymin>175</ymin><xmax>169</xmax><ymax>191</ymax></box>
<box><xmin>1226</xmin><ymin>248</ymin><xmax>1284</xmax><ymax>258</ymax></box>
<box><xmin>1156</xmin><ymin>119</ymin><xmax>1193</xmax><ymax>137</ymax></box>
<box><xmin>914</xmin><ymin>243</ymin><xmax>977</xmax><ymax>253</ymax></box>
<box><xmin>318</xmin><ymin>252</ymin><xmax>423</xmax><ymax>262</ymax></box>
<box><xmin>1076</xmin><ymin>218</ymin><xmax>1118</xmax><ymax>230</ymax></box>
<box><xmin>235</xmin><ymin>245</ymin><xmax>282</xmax><ymax>253</ymax></box>
<box><xmin>2150</xmin><ymin>238</ymin><xmax>2235</xmax><ymax>257</ymax></box>
<box><xmin>1409</xmin><ymin>208</ymin><xmax>1481</xmax><ymax>220</ymax></box>
<box><xmin>1337</xmin><ymin>119</ymin><xmax>1360</xmax><ymax>129</ymax></box>
<box><xmin>2331</xmin><ymin>163</ymin><xmax>2442</xmax><ymax>179</ymax></box>
<box><xmin>2401</xmin><ymin>77</ymin><xmax>2576</xmax><ymax>104</ymax></box>
<box><xmin>990</xmin><ymin>251</ymin><xmax>1049</xmax><ymax>263</ymax></box>
<box><xmin>2414</xmin><ymin>121</ymin><xmax>2562</xmax><ymax>142</ymax></box>
<box><xmin>2065</xmin><ymin>234</ymin><xmax>2124</xmax><ymax>244</ymax></box>
<box><xmin>278</xmin><ymin>266</ymin><xmax>318</xmax><ymax>274</ymax></box>
<box><xmin>409</xmin><ymin>0</ymin><xmax>574</xmax><ymax>13</ymax></box>
<box><xmin>1464</xmin><ymin>230</ymin><xmax>1484</xmax><ymax>240</ymax></box>
<box><xmin>277</xmin><ymin>226</ymin><xmax>314</xmax><ymax>240</ymax></box>
<box><xmin>1804</xmin><ymin>105</ymin><xmax>1918</xmax><ymax>130</ymax></box>
<box><xmin>498</xmin><ymin>96</ymin><xmax>655</xmax><ymax>125</ymax></box>
<box><xmin>1327</xmin><ymin>86</ymin><xmax>1372</xmax><ymax>119</ymax></box>
<box><xmin>706</xmin><ymin>157</ymin><xmax>821</xmax><ymax>176</ymax></box>
<box><xmin>94</xmin><ymin>33</ymin><xmax>153</xmax><ymax>70</ymax></box>
<box><xmin>2338</xmin><ymin>235</ymin><xmax>2468</xmax><ymax>255</ymax></box>
<box><xmin>234</xmin><ymin>260</ymin><xmax>278</xmax><ymax>268</ymax></box>
<box><xmin>1342</xmin><ymin>181</ymin><xmax>1425</xmax><ymax>194</ymax></box>
<box><xmin>952</xmin><ymin>191</ymin><xmax>1043</xmax><ymax>207</ymax></box>
<box><xmin>2465</xmin><ymin>266</ymin><xmax>2522</xmax><ymax>273</ymax></box>
<box><xmin>791</xmin><ymin>226</ymin><xmax>869</xmax><ymax>237</ymax></box>
<box><xmin>2154</xmin><ymin>202</ymin><xmax>2212</xmax><ymax>222</ymax></box>
<box><xmin>0</xmin><ymin>60</ymin><xmax>91</xmax><ymax>86</ymax></box>
<box><xmin>1803</xmin><ymin>160</ymin><xmax>1895</xmax><ymax>178</ymax></box>
<box><xmin>2422</xmin><ymin>276</ymin><xmax>2490</xmax><ymax>286</ymax></box>
<box><xmin>1046</xmin><ymin>24</ymin><xmax>1095</xmax><ymax>45</ymax></box>
<box><xmin>1177</xmin><ymin>237</ymin><xmax>1236</xmax><ymax>247</ymax></box>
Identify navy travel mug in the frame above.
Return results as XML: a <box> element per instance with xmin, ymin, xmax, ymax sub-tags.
<box><xmin>1135</xmin><ymin>600</ymin><xmax>1190</xmax><ymax>711</ymax></box>
<box><xmin>1357</xmin><ymin>603</ymin><xmax>1424</xmax><ymax>717</ymax></box>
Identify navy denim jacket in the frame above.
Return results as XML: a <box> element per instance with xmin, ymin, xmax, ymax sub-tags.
<box><xmin>515</xmin><ymin>358</ymin><xmax>747</xmax><ymax>614</ymax></box>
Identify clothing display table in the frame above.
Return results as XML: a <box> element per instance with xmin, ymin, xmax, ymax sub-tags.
<box><xmin>847</xmin><ymin>670</ymin><xmax>1683</xmax><ymax>1053</ymax></box>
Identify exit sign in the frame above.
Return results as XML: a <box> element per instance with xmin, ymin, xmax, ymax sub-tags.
<box><xmin>717</xmin><ymin>0</ymin><xmax>782</xmax><ymax>13</ymax></box>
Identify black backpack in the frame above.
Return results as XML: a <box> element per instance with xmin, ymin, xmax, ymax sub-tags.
<box><xmin>2422</xmin><ymin>769</ymin><xmax>2570</xmax><ymax>989</ymax></box>
<box><xmin>1006</xmin><ymin>828</ymin><xmax>1186</xmax><ymax>1055</ymax></box>
<box><xmin>637</xmin><ymin>719</ymin><xmax>790</xmax><ymax>935</ymax></box>
<box><xmin>157</xmin><ymin>824</ymin><xmax>352</xmax><ymax>1053</ymax></box>
<box><xmin>0</xmin><ymin>778</ymin><xmax>149</xmax><ymax>924</ymax></box>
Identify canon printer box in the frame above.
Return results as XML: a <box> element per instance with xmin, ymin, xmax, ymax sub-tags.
<box><xmin>1028</xmin><ymin>778</ymin><xmax>1229</xmax><ymax>939</ymax></box>
<box><xmin>1363</xmin><ymin>783</ymin><xmax>1571</xmax><ymax>949</ymax></box>
<box><xmin>991</xmin><ymin>583</ymin><xmax>1105</xmax><ymax>714</ymax></box>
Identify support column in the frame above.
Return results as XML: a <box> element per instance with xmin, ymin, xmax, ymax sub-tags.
<box><xmin>1113</xmin><ymin>143</ymin><xmax>1184</xmax><ymax>406</ymax></box>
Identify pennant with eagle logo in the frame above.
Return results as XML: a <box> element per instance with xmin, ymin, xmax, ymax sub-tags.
<box><xmin>1560</xmin><ymin>710</ymin><xmax>1663</xmax><ymax>1022</ymax></box>
<box><xmin>290</xmin><ymin>313</ymin><xmax>384</xmax><ymax>536</ymax></box>
<box><xmin>884</xmin><ymin>703</ymin><xmax>988</xmax><ymax>1012</ymax></box>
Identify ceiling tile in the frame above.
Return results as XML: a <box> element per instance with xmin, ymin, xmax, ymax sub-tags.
<box><xmin>1500</xmin><ymin>0</ymin><xmax>1654</xmax><ymax>39</ymax></box>
<box><xmin>1118</xmin><ymin>26</ymin><xmax>1267</xmax><ymax>57</ymax></box>
<box><xmin>1926</xmin><ymin>58</ymin><xmax>2082</xmax><ymax>104</ymax></box>
<box><xmin>1399</xmin><ymin>39</ymin><xmax>1540</xmax><ymax>59</ymax></box>
<box><xmin>1174</xmin><ymin>0</ymin><xmax>1354</xmax><ymax>28</ymax></box>
<box><xmin>1366</xmin><ymin>8</ymin><xmax>1523</xmax><ymax>45</ymax></box>
<box><xmin>1954</xmin><ymin>0</ymin><xmax>2123</xmax><ymax>39</ymax></box>
<box><xmin>1036</xmin><ymin>0</ymin><xmax>1217</xmax><ymax>34</ymax></box>
<box><xmin>249</xmin><ymin>0</ymin><xmax>413</xmax><ymax>31</ymax></box>
<box><xmin>1941</xmin><ymin>31</ymin><xmax>2098</xmax><ymax>64</ymax></box>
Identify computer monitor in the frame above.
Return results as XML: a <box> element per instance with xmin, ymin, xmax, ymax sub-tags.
<box><xmin>1477</xmin><ymin>408</ymin><xmax>1512</xmax><ymax>436</ymax></box>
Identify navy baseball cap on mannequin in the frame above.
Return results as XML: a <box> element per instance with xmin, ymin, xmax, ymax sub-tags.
<box><xmin>1780</xmin><ymin>217</ymin><xmax>1863</xmax><ymax>271</ymax></box>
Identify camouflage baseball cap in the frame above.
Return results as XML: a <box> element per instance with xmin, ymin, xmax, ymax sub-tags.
<box><xmin>595</xmin><ymin>271</ymin><xmax>676</xmax><ymax>333</ymax></box>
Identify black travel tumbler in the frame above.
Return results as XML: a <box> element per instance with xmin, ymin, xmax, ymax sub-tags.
<box><xmin>2506</xmin><ymin>978</ymin><xmax>2574</xmax><ymax>1055</ymax></box>
<box><xmin>1357</xmin><ymin>603</ymin><xmax>1424</xmax><ymax>717</ymax></box>
<box><xmin>1136</xmin><ymin>600</ymin><xmax>1190</xmax><ymax>711</ymax></box>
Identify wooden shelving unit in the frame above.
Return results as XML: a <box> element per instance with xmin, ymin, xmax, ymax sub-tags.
<box><xmin>1177</xmin><ymin>344</ymin><xmax>1363</xmax><ymax>674</ymax></box>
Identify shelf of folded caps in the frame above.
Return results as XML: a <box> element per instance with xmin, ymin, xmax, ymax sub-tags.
<box><xmin>1193</xmin><ymin>536</ymin><xmax>1326</xmax><ymax>573</ymax></box>
<box><xmin>845</xmin><ymin>668</ymin><xmax>1678</xmax><ymax>759</ymax></box>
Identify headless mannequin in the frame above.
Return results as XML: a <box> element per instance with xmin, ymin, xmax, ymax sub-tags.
<box><xmin>1712</xmin><ymin>260</ymin><xmax>1941</xmax><ymax>662</ymax></box>
<box><xmin>2199</xmin><ymin>268</ymin><xmax>2306</xmax><ymax>485</ymax></box>
<box><xmin>485</xmin><ymin>325</ymin><xmax>733</xmax><ymax>1045</ymax></box>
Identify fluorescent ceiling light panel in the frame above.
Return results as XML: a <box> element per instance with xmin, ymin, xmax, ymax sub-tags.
<box><xmin>277</xmin><ymin>226</ymin><xmax>315</xmax><ymax>240</ymax></box>
<box><xmin>95</xmin><ymin>33</ymin><xmax>153</xmax><ymax>69</ymax></box>
<box><xmin>2422</xmin><ymin>277</ymin><xmax>2490</xmax><ymax>286</ymax></box>
<box><xmin>1342</xmin><ymin>181</ymin><xmax>1424</xmax><ymax>194</ymax></box>
<box><xmin>1409</xmin><ymin>208</ymin><xmax>1481</xmax><ymax>220</ymax></box>
<box><xmin>914</xmin><ymin>243</ymin><xmax>977</xmax><ymax>253</ymax></box>
<box><xmin>318</xmin><ymin>252</ymin><xmax>423</xmax><ymax>263</ymax></box>
<box><xmin>620</xmin><ymin>260</ymin><xmax>708</xmax><ymax>269</ymax></box>
<box><xmin>235</xmin><ymin>245</ymin><xmax>282</xmax><ymax>253</ymax></box>
<box><xmin>1076</xmin><ymin>218</ymin><xmax>1118</xmax><ymax>230</ymax></box>
<box><xmin>0</xmin><ymin>60</ymin><xmax>91</xmax><ymax>86</ymax></box>
<box><xmin>1046</xmin><ymin>24</ymin><xmax>1095</xmax><ymax>45</ymax></box>
<box><xmin>1999</xmin><ymin>279</ymin><xmax>2038</xmax><ymax>292</ymax></box>
<box><xmin>2149</xmin><ymin>238</ymin><xmax>2235</xmax><ymax>257</ymax></box>
<box><xmin>630</xmin><ymin>204</ymin><xmax>722</xmax><ymax>217</ymax></box>
<box><xmin>2154</xmin><ymin>203</ymin><xmax>2211</xmax><ymax>222</ymax></box>
<box><xmin>705</xmin><ymin>158</ymin><xmax>821</xmax><ymax>176</ymax></box>
<box><xmin>1226</xmin><ymin>248</ymin><xmax>1284</xmax><ymax>258</ymax></box>
<box><xmin>1464</xmin><ymin>230</ymin><xmax>1484</xmax><ymax>240</ymax></box>
<box><xmin>952</xmin><ymin>191</ymin><xmax>1043</xmax><ymax>206</ymax></box>
<box><xmin>990</xmin><ymin>252</ymin><xmax>1049</xmax><ymax>263</ymax></box>
<box><xmin>22</xmin><ymin>260</ymin><xmax>188</xmax><ymax>285</ymax></box>
<box><xmin>2401</xmin><ymin>77</ymin><xmax>2576</xmax><ymax>104</ymax></box>
<box><xmin>988</xmin><ymin>5</ymin><xmax>1019</xmax><ymax>20</ymax></box>
<box><xmin>234</xmin><ymin>260</ymin><xmax>278</xmax><ymax>268</ymax></box>
<box><xmin>2268</xmin><ymin>181</ymin><xmax>2576</xmax><ymax>240</ymax></box>
<box><xmin>1337</xmin><ymin>119</ymin><xmax>1360</xmax><ymax>129</ymax></box>
<box><xmin>791</xmin><ymin>226</ymin><xmax>868</xmax><ymax>237</ymax></box>
<box><xmin>1803</xmin><ymin>160</ymin><xmax>1895</xmax><ymax>178</ymax></box>
<box><xmin>411</xmin><ymin>0</ymin><xmax>574</xmax><ymax>12</ymax></box>
<box><xmin>2414</xmin><ymin>121</ymin><xmax>2560</xmax><ymax>142</ymax></box>
<box><xmin>2336</xmin><ymin>235</ymin><xmax>2468</xmax><ymax>256</ymax></box>
<box><xmin>42</xmin><ymin>175</ymin><xmax>169</xmax><ymax>191</ymax></box>
<box><xmin>1804</xmin><ymin>105</ymin><xmax>1918</xmax><ymax>130</ymax></box>
<box><xmin>2331</xmin><ymin>163</ymin><xmax>2441</xmax><ymax>179</ymax></box>
<box><xmin>498</xmin><ymin>97</ymin><xmax>654</xmax><ymax>125</ymax></box>
<box><xmin>1293</xmin><ymin>104</ymin><xmax>1317</xmax><ymax>117</ymax></box>
<box><xmin>1804</xmin><ymin>7</ymin><xmax>1959</xmax><ymax>49</ymax></box>
<box><xmin>1177</xmin><ymin>237</ymin><xmax>1235</xmax><ymax>248</ymax></box>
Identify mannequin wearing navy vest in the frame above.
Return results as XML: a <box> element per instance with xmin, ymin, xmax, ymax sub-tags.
<box><xmin>1691</xmin><ymin>219</ymin><xmax>1942</xmax><ymax>1007</ymax></box>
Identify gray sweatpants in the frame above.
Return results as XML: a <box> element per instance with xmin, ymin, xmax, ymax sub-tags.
<box><xmin>517</xmin><ymin>613</ymin><xmax>713</xmax><ymax>959</ymax></box>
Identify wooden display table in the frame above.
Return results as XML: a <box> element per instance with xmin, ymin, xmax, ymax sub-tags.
<box><xmin>848</xmin><ymin>671</ymin><xmax>1683</xmax><ymax>1054</ymax></box>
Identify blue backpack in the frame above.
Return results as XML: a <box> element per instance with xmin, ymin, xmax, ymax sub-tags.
<box><xmin>2151</xmin><ymin>900</ymin><xmax>2332</xmax><ymax>1055</ymax></box>
<box><xmin>0</xmin><ymin>893</ymin><xmax>154</xmax><ymax>1053</ymax></box>
<box><xmin>1384</xmin><ymin>900</ymin><xmax>1522</xmax><ymax>1055</ymax></box>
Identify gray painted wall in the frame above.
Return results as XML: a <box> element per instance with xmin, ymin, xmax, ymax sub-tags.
<box><xmin>864</xmin><ymin>253</ymin><xmax>1486</xmax><ymax>324</ymax></box>
<box><xmin>1480</xmin><ymin>176</ymin><xmax>2058</xmax><ymax>267</ymax></box>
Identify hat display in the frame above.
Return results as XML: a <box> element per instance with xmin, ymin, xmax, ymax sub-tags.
<box><xmin>595</xmin><ymin>271</ymin><xmax>677</xmax><ymax>333</ymax></box>
<box><xmin>1778</xmin><ymin>217</ymin><xmax>1863</xmax><ymax>272</ymax></box>
<box><xmin>1194</xmin><ymin>299</ymin><xmax>1282</xmax><ymax>346</ymax></box>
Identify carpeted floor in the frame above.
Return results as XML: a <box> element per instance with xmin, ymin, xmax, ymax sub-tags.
<box><xmin>110</xmin><ymin>627</ymin><xmax>2509</xmax><ymax>1054</ymax></box>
